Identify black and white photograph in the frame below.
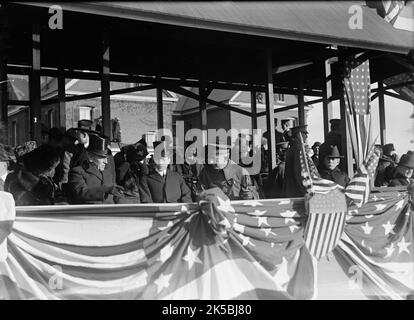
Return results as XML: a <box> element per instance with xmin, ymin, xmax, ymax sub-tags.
<box><xmin>0</xmin><ymin>1</ymin><xmax>413</xmax><ymax>305</ymax></box>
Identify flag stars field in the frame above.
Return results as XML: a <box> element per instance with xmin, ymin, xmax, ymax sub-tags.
<box><xmin>384</xmin><ymin>243</ymin><xmax>395</xmax><ymax>258</ymax></box>
<box><xmin>183</xmin><ymin>246</ymin><xmax>202</xmax><ymax>269</ymax></box>
<box><xmin>382</xmin><ymin>221</ymin><xmax>396</xmax><ymax>236</ymax></box>
<box><xmin>257</xmin><ymin>216</ymin><xmax>269</xmax><ymax>227</ymax></box>
<box><xmin>397</xmin><ymin>237</ymin><xmax>411</xmax><ymax>254</ymax></box>
<box><xmin>361</xmin><ymin>222</ymin><xmax>373</xmax><ymax>235</ymax></box>
<box><xmin>375</xmin><ymin>204</ymin><xmax>387</xmax><ymax>211</ymax></box>
<box><xmin>155</xmin><ymin>273</ymin><xmax>173</xmax><ymax>294</ymax></box>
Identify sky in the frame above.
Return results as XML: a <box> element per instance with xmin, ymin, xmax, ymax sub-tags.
<box><xmin>307</xmin><ymin>93</ymin><xmax>414</xmax><ymax>156</ymax></box>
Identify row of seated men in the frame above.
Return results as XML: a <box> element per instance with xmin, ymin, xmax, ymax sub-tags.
<box><xmin>1</xmin><ymin>123</ymin><xmax>413</xmax><ymax>206</ymax></box>
<box><xmin>0</xmin><ymin>126</ymin><xmax>263</xmax><ymax>206</ymax></box>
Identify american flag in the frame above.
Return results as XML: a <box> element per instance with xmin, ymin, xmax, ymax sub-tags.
<box><xmin>298</xmin><ymin>136</ymin><xmax>348</xmax><ymax>259</ymax></box>
<box><xmin>345</xmin><ymin>144</ymin><xmax>381</xmax><ymax>207</ymax></box>
<box><xmin>367</xmin><ymin>0</ymin><xmax>407</xmax><ymax>25</ymax></box>
<box><xmin>336</xmin><ymin>190</ymin><xmax>414</xmax><ymax>299</ymax></box>
<box><xmin>304</xmin><ymin>189</ymin><xmax>348</xmax><ymax>260</ymax></box>
<box><xmin>0</xmin><ymin>189</ymin><xmax>315</xmax><ymax>300</ymax></box>
<box><xmin>343</xmin><ymin>59</ymin><xmax>372</xmax><ymax>167</ymax></box>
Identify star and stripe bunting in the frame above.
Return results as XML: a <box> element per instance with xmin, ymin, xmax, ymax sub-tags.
<box><xmin>0</xmin><ymin>190</ymin><xmax>314</xmax><ymax>300</ymax></box>
<box><xmin>335</xmin><ymin>190</ymin><xmax>414</xmax><ymax>299</ymax></box>
<box><xmin>0</xmin><ymin>188</ymin><xmax>413</xmax><ymax>299</ymax></box>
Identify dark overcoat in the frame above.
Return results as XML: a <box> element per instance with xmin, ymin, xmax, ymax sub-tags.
<box><xmin>318</xmin><ymin>167</ymin><xmax>350</xmax><ymax>187</ymax></box>
<box><xmin>139</xmin><ymin>169</ymin><xmax>192</xmax><ymax>203</ymax></box>
<box><xmin>67</xmin><ymin>161</ymin><xmax>116</xmax><ymax>204</ymax></box>
<box><xmin>282</xmin><ymin>141</ymin><xmax>307</xmax><ymax>198</ymax></box>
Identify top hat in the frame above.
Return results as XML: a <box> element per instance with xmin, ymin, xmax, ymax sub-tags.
<box><xmin>290</xmin><ymin>125</ymin><xmax>308</xmax><ymax>137</ymax></box>
<box><xmin>0</xmin><ymin>143</ymin><xmax>15</xmax><ymax>161</ymax></box>
<box><xmin>87</xmin><ymin>134</ymin><xmax>109</xmax><ymax>158</ymax></box>
<box><xmin>398</xmin><ymin>151</ymin><xmax>414</xmax><ymax>169</ymax></box>
<box><xmin>78</xmin><ymin>119</ymin><xmax>94</xmax><ymax>130</ymax></box>
<box><xmin>320</xmin><ymin>144</ymin><xmax>343</xmax><ymax>158</ymax></box>
<box><xmin>383</xmin><ymin>143</ymin><xmax>396</xmax><ymax>156</ymax></box>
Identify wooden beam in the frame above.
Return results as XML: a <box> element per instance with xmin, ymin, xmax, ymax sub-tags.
<box><xmin>297</xmin><ymin>76</ymin><xmax>305</xmax><ymax>125</ymax></box>
<box><xmin>199</xmin><ymin>81</ymin><xmax>207</xmax><ymax>145</ymax></box>
<box><xmin>322</xmin><ymin>59</ymin><xmax>334</xmax><ymax>140</ymax></box>
<box><xmin>256</xmin><ymin>98</ymin><xmax>324</xmax><ymax>117</ymax></box>
<box><xmin>338</xmin><ymin>57</ymin><xmax>353</xmax><ymax>177</ymax></box>
<box><xmin>383</xmin><ymin>90</ymin><xmax>412</xmax><ymax>103</ymax></box>
<box><xmin>378</xmin><ymin>81</ymin><xmax>386</xmax><ymax>145</ymax></box>
<box><xmin>371</xmin><ymin>80</ymin><xmax>414</xmax><ymax>92</ymax></box>
<box><xmin>29</xmin><ymin>22</ymin><xmax>42</xmax><ymax>144</ymax></box>
<box><xmin>42</xmin><ymin>84</ymin><xmax>157</xmax><ymax>105</ymax></box>
<box><xmin>165</xmin><ymin>85</ymin><xmax>252</xmax><ymax>117</ymax></box>
<box><xmin>0</xmin><ymin>3</ymin><xmax>8</xmax><ymax>144</ymax></box>
<box><xmin>101</xmin><ymin>32</ymin><xmax>111</xmax><ymax>138</ymax></box>
<box><xmin>370</xmin><ymin>92</ymin><xmax>379</xmax><ymax>101</ymax></box>
<box><xmin>58</xmin><ymin>65</ymin><xmax>66</xmax><ymax>130</ymax></box>
<box><xmin>7</xmin><ymin>64</ymin><xmax>327</xmax><ymax>97</ymax></box>
<box><xmin>157</xmin><ymin>87</ymin><xmax>163</xmax><ymax>129</ymax></box>
<box><xmin>251</xmin><ymin>89</ymin><xmax>257</xmax><ymax>134</ymax></box>
<box><xmin>264</xmin><ymin>49</ymin><xmax>277</xmax><ymax>171</ymax></box>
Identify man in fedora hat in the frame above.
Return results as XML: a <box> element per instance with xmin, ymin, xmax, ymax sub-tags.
<box><xmin>67</xmin><ymin>134</ymin><xmax>124</xmax><ymax>204</ymax></box>
<box><xmin>198</xmin><ymin>141</ymin><xmax>258</xmax><ymax>200</ymax></box>
<box><xmin>139</xmin><ymin>141</ymin><xmax>192</xmax><ymax>203</ymax></box>
<box><xmin>318</xmin><ymin>143</ymin><xmax>350</xmax><ymax>187</ymax></box>
<box><xmin>389</xmin><ymin>151</ymin><xmax>414</xmax><ymax>187</ymax></box>
<box><xmin>283</xmin><ymin>125</ymin><xmax>310</xmax><ymax>197</ymax></box>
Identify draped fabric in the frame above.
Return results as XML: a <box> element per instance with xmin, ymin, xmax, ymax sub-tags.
<box><xmin>335</xmin><ymin>190</ymin><xmax>414</xmax><ymax>300</ymax></box>
<box><xmin>0</xmin><ymin>190</ymin><xmax>314</xmax><ymax>300</ymax></box>
<box><xmin>0</xmin><ymin>189</ymin><xmax>412</xmax><ymax>300</ymax></box>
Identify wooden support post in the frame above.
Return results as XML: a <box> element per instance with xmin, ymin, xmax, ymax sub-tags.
<box><xmin>378</xmin><ymin>81</ymin><xmax>386</xmax><ymax>145</ymax></box>
<box><xmin>322</xmin><ymin>59</ymin><xmax>334</xmax><ymax>140</ymax></box>
<box><xmin>30</xmin><ymin>23</ymin><xmax>42</xmax><ymax>144</ymax></box>
<box><xmin>0</xmin><ymin>4</ymin><xmax>8</xmax><ymax>144</ymax></box>
<box><xmin>251</xmin><ymin>89</ymin><xmax>257</xmax><ymax>134</ymax></box>
<box><xmin>339</xmin><ymin>59</ymin><xmax>354</xmax><ymax>178</ymax></box>
<box><xmin>265</xmin><ymin>49</ymin><xmax>277</xmax><ymax>171</ymax></box>
<box><xmin>157</xmin><ymin>87</ymin><xmax>163</xmax><ymax>129</ymax></box>
<box><xmin>298</xmin><ymin>76</ymin><xmax>305</xmax><ymax>125</ymax></box>
<box><xmin>101</xmin><ymin>32</ymin><xmax>111</xmax><ymax>139</ymax></box>
<box><xmin>199</xmin><ymin>81</ymin><xmax>208</xmax><ymax>145</ymax></box>
<box><xmin>0</xmin><ymin>57</ymin><xmax>7</xmax><ymax>145</ymax></box>
<box><xmin>58</xmin><ymin>65</ymin><xmax>66</xmax><ymax>130</ymax></box>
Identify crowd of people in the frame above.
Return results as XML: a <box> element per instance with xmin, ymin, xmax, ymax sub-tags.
<box><xmin>0</xmin><ymin>117</ymin><xmax>413</xmax><ymax>206</ymax></box>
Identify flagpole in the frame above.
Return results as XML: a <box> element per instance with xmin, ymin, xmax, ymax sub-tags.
<box><xmin>299</xmin><ymin>132</ymin><xmax>313</xmax><ymax>192</ymax></box>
